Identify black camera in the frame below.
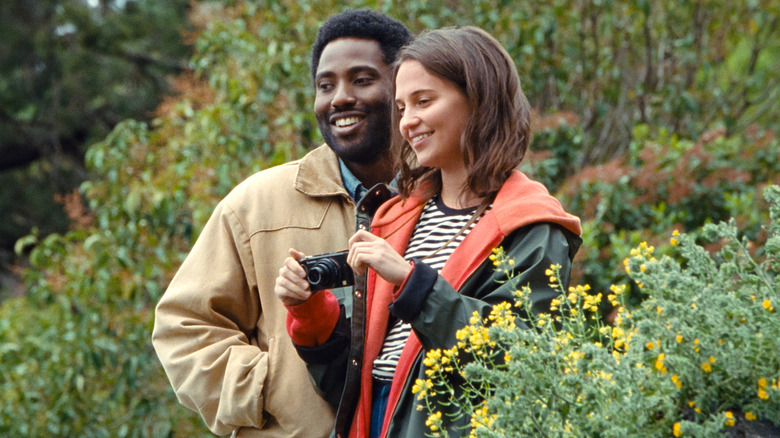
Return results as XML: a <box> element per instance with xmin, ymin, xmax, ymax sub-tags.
<box><xmin>299</xmin><ymin>250</ymin><xmax>354</xmax><ymax>292</ymax></box>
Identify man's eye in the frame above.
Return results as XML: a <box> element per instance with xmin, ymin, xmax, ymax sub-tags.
<box><xmin>355</xmin><ymin>77</ymin><xmax>374</xmax><ymax>85</ymax></box>
<box><xmin>317</xmin><ymin>82</ymin><xmax>334</xmax><ymax>91</ymax></box>
<box><xmin>397</xmin><ymin>107</ymin><xmax>405</xmax><ymax>116</ymax></box>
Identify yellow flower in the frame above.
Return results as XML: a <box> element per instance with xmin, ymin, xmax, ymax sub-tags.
<box><xmin>701</xmin><ymin>362</ymin><xmax>712</xmax><ymax>373</ymax></box>
<box><xmin>758</xmin><ymin>379</ymin><xmax>769</xmax><ymax>400</ymax></box>
<box><xmin>724</xmin><ymin>411</ymin><xmax>735</xmax><ymax>427</ymax></box>
<box><xmin>425</xmin><ymin>411</ymin><xmax>442</xmax><ymax>430</ymax></box>
<box><xmin>655</xmin><ymin>353</ymin><xmax>667</xmax><ymax>373</ymax></box>
<box><xmin>763</xmin><ymin>299</ymin><xmax>775</xmax><ymax>312</ymax></box>
<box><xmin>671</xmin><ymin>374</ymin><xmax>682</xmax><ymax>388</ymax></box>
<box><xmin>646</xmin><ymin>341</ymin><xmax>655</xmax><ymax>350</ymax></box>
<box><xmin>670</xmin><ymin>237</ymin><xmax>678</xmax><ymax>245</ymax></box>
<box><xmin>673</xmin><ymin>422</ymin><xmax>682</xmax><ymax>437</ymax></box>
<box><xmin>676</xmin><ymin>335</ymin><xmax>684</xmax><ymax>343</ymax></box>
<box><xmin>746</xmin><ymin>412</ymin><xmax>757</xmax><ymax>421</ymax></box>
<box><xmin>709</xmin><ymin>356</ymin><xmax>716</xmax><ymax>363</ymax></box>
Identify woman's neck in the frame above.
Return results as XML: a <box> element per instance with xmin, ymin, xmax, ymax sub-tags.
<box><xmin>439</xmin><ymin>168</ymin><xmax>482</xmax><ymax>209</ymax></box>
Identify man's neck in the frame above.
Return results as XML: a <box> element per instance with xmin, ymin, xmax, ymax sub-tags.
<box><xmin>343</xmin><ymin>157</ymin><xmax>393</xmax><ymax>189</ymax></box>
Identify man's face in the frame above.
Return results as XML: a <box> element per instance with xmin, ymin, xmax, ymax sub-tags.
<box><xmin>314</xmin><ymin>38</ymin><xmax>393</xmax><ymax>165</ymax></box>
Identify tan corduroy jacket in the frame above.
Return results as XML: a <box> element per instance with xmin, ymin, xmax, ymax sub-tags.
<box><xmin>152</xmin><ymin>145</ymin><xmax>355</xmax><ymax>437</ymax></box>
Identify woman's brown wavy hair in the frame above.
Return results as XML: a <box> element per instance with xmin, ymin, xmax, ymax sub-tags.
<box><xmin>391</xmin><ymin>26</ymin><xmax>531</xmax><ymax>207</ymax></box>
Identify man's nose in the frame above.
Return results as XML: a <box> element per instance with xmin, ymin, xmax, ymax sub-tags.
<box><xmin>331</xmin><ymin>83</ymin><xmax>356</xmax><ymax>108</ymax></box>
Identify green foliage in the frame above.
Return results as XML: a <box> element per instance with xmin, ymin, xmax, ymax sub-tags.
<box><xmin>559</xmin><ymin>124</ymin><xmax>779</xmax><ymax>295</ymax></box>
<box><xmin>0</xmin><ymin>0</ymin><xmax>191</xmax><ymax>150</ymax></box>
<box><xmin>416</xmin><ymin>186</ymin><xmax>780</xmax><ymax>437</ymax></box>
<box><xmin>0</xmin><ymin>0</ymin><xmax>192</xmax><ymax>268</ymax></box>
<box><xmin>3</xmin><ymin>0</ymin><xmax>780</xmax><ymax>435</ymax></box>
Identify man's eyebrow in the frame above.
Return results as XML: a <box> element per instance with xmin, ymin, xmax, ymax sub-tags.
<box><xmin>315</xmin><ymin>65</ymin><xmax>382</xmax><ymax>82</ymax></box>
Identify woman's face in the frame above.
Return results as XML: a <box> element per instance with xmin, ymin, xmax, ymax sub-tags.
<box><xmin>395</xmin><ymin>60</ymin><xmax>471</xmax><ymax>174</ymax></box>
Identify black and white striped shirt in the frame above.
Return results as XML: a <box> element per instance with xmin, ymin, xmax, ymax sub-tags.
<box><xmin>371</xmin><ymin>195</ymin><xmax>487</xmax><ymax>382</ymax></box>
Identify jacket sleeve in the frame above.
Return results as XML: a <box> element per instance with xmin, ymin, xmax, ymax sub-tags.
<box><xmin>285</xmin><ymin>292</ymin><xmax>351</xmax><ymax>408</ymax></box>
<box><xmin>151</xmin><ymin>201</ymin><xmax>265</xmax><ymax>436</ymax></box>
<box><xmin>389</xmin><ymin>223</ymin><xmax>578</xmax><ymax>351</ymax></box>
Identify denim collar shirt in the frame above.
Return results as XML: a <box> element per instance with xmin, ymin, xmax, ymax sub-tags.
<box><xmin>339</xmin><ymin>158</ymin><xmax>367</xmax><ymax>202</ymax></box>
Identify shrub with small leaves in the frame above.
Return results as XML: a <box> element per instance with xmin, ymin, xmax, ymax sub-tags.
<box><xmin>416</xmin><ymin>186</ymin><xmax>780</xmax><ymax>437</ymax></box>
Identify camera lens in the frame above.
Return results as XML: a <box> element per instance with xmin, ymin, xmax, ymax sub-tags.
<box><xmin>306</xmin><ymin>259</ymin><xmax>338</xmax><ymax>289</ymax></box>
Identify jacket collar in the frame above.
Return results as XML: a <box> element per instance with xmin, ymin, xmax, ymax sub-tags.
<box><xmin>371</xmin><ymin>170</ymin><xmax>582</xmax><ymax>237</ymax></box>
<box><xmin>489</xmin><ymin>170</ymin><xmax>582</xmax><ymax>236</ymax></box>
<box><xmin>294</xmin><ymin>144</ymin><xmax>351</xmax><ymax>198</ymax></box>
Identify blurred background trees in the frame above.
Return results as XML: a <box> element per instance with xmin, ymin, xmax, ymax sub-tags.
<box><xmin>0</xmin><ymin>0</ymin><xmax>778</xmax><ymax>436</ymax></box>
<box><xmin>0</xmin><ymin>0</ymin><xmax>191</xmax><ymax>286</ymax></box>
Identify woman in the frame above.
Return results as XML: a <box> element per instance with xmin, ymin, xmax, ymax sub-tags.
<box><xmin>275</xmin><ymin>26</ymin><xmax>582</xmax><ymax>438</ymax></box>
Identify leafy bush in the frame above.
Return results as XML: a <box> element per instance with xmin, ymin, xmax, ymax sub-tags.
<box><xmin>558</xmin><ymin>124</ymin><xmax>780</xmax><ymax>297</ymax></box>
<box><xmin>415</xmin><ymin>185</ymin><xmax>780</xmax><ymax>437</ymax></box>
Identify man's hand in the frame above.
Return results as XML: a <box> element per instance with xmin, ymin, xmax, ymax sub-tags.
<box><xmin>274</xmin><ymin>248</ymin><xmax>313</xmax><ymax>306</ymax></box>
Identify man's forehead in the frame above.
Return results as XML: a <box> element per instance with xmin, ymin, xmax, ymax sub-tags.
<box><xmin>316</xmin><ymin>37</ymin><xmax>387</xmax><ymax>75</ymax></box>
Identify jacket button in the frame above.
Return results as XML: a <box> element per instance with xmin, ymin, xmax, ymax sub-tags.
<box><xmin>352</xmin><ymin>359</ymin><xmax>359</xmax><ymax>366</ymax></box>
<box><xmin>358</xmin><ymin>224</ymin><xmax>366</xmax><ymax>230</ymax></box>
<box><xmin>355</xmin><ymin>290</ymin><xmax>362</xmax><ymax>298</ymax></box>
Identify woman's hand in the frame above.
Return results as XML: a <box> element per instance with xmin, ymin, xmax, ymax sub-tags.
<box><xmin>348</xmin><ymin>230</ymin><xmax>412</xmax><ymax>285</ymax></box>
<box><xmin>274</xmin><ymin>248</ymin><xmax>313</xmax><ymax>306</ymax></box>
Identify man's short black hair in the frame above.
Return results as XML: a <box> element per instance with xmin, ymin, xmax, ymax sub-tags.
<box><xmin>311</xmin><ymin>9</ymin><xmax>413</xmax><ymax>79</ymax></box>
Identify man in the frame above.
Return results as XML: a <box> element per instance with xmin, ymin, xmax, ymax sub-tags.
<box><xmin>151</xmin><ymin>10</ymin><xmax>412</xmax><ymax>437</ymax></box>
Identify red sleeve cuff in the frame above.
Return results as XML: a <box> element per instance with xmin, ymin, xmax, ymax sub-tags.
<box><xmin>285</xmin><ymin>290</ymin><xmax>341</xmax><ymax>347</ymax></box>
<box><xmin>392</xmin><ymin>261</ymin><xmax>416</xmax><ymax>300</ymax></box>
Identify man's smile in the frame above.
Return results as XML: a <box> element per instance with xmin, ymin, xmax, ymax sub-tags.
<box><xmin>334</xmin><ymin>116</ymin><xmax>362</xmax><ymax>127</ymax></box>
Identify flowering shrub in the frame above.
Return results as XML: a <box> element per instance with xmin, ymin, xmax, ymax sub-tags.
<box><xmin>414</xmin><ymin>186</ymin><xmax>780</xmax><ymax>437</ymax></box>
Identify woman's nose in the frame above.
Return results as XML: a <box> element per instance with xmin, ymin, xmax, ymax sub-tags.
<box><xmin>399</xmin><ymin>111</ymin><xmax>419</xmax><ymax>134</ymax></box>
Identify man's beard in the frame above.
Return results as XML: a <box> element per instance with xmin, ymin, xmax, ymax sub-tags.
<box><xmin>317</xmin><ymin>102</ymin><xmax>392</xmax><ymax>165</ymax></box>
